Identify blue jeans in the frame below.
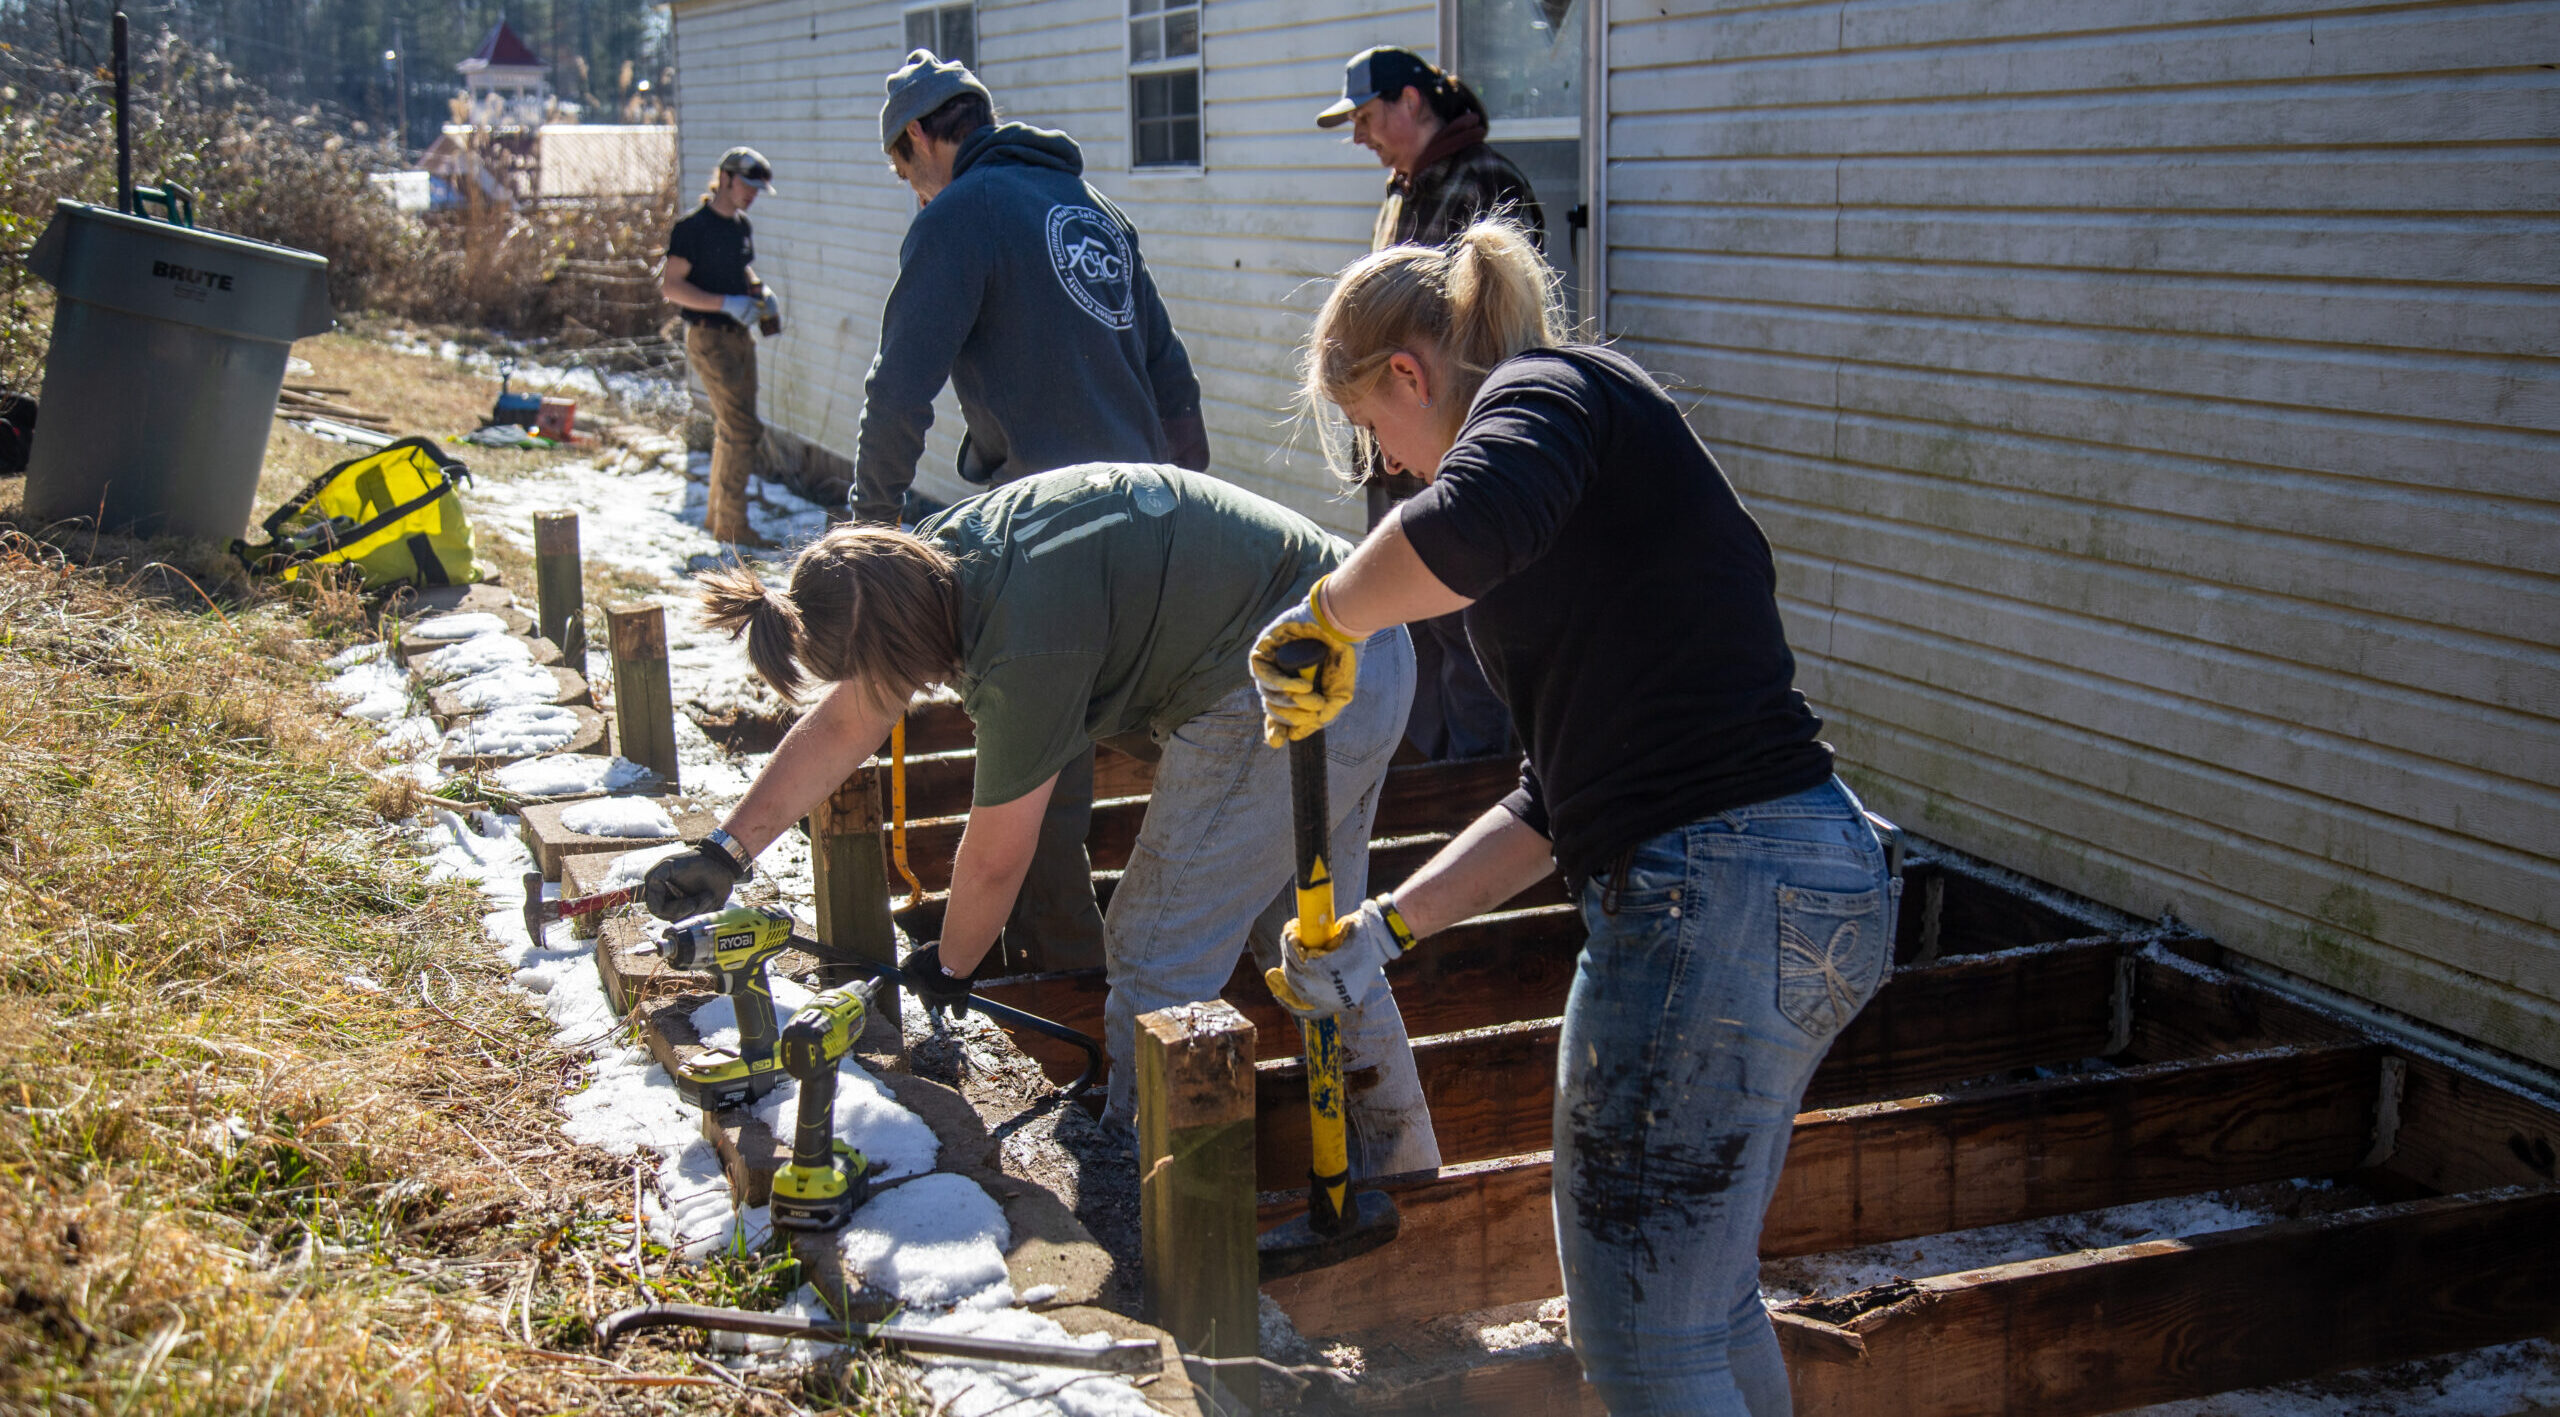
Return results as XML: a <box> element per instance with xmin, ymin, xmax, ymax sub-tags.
<box><xmin>1554</xmin><ymin>778</ymin><xmax>1897</xmax><ymax>1416</ymax></box>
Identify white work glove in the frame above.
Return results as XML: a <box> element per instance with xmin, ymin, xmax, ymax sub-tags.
<box><xmin>719</xmin><ymin>294</ymin><xmax>760</xmax><ymax>325</ymax></box>
<box><xmin>1250</xmin><ymin>575</ymin><xmax>1360</xmax><ymax>749</ymax></box>
<box><xmin>1275</xmin><ymin>896</ymin><xmax>1417</xmax><ymax>1019</ymax></box>
<box><xmin>758</xmin><ymin>289</ymin><xmax>783</xmax><ymax>324</ymax></box>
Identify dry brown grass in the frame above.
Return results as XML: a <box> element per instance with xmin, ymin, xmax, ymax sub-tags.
<box><xmin>0</xmin><ymin>510</ymin><xmax>924</xmax><ymax>1409</ymax></box>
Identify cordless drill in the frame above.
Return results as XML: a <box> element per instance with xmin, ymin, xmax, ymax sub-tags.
<box><xmin>769</xmin><ymin>982</ymin><xmax>880</xmax><ymax>1232</ymax></box>
<box><xmin>659</xmin><ymin>905</ymin><xmax>796</xmax><ymax>1110</ymax></box>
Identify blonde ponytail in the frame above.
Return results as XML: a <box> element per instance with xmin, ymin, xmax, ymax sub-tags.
<box><xmin>692</xmin><ymin>526</ymin><xmax>963</xmax><ymax>706</ymax></box>
<box><xmin>1301</xmin><ymin>216</ymin><xmax>1562</xmax><ymax>483</ymax></box>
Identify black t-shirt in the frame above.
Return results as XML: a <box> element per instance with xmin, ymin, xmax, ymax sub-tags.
<box><xmin>666</xmin><ymin>202</ymin><xmax>756</xmax><ymax>324</ymax></box>
<box><xmin>1397</xmin><ymin>345</ymin><xmax>1834</xmax><ymax>879</ymax></box>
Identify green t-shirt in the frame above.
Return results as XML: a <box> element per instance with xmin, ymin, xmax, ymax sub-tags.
<box><xmin>917</xmin><ymin>465</ymin><xmax>1347</xmax><ymax>806</ymax></box>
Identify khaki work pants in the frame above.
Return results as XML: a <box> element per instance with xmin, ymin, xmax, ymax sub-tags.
<box><xmin>685</xmin><ymin>319</ymin><xmax>761</xmax><ymax>544</ymax></box>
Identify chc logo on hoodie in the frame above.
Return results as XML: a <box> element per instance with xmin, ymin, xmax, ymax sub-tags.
<box><xmin>1046</xmin><ymin>205</ymin><xmax>1136</xmax><ymax>330</ymax></box>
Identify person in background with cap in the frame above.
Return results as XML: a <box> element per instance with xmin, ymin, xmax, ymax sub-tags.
<box><xmin>850</xmin><ymin>49</ymin><xmax>1212</xmax><ymax>974</ymax></box>
<box><xmin>661</xmin><ymin>146</ymin><xmax>785</xmax><ymax>549</ymax></box>
<box><xmin>1318</xmin><ymin>45</ymin><xmax>1544</xmax><ymax>762</ymax></box>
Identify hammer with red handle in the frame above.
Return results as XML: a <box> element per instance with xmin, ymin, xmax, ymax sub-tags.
<box><xmin>521</xmin><ymin>872</ymin><xmax>640</xmax><ymax>943</ymax></box>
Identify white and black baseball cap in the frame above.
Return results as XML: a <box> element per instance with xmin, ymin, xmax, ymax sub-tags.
<box><xmin>1316</xmin><ymin>46</ymin><xmax>1440</xmax><ymax>128</ymax></box>
<box><xmin>717</xmin><ymin>146</ymin><xmax>776</xmax><ymax>192</ymax></box>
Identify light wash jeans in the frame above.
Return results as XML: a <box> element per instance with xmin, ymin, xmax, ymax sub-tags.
<box><xmin>1555</xmin><ymin>777</ymin><xmax>1897</xmax><ymax>1416</ymax></box>
<box><xmin>1101</xmin><ymin>628</ymin><xmax>1442</xmax><ymax>1179</ymax></box>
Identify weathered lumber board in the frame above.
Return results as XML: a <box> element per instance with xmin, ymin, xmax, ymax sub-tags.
<box><xmin>891</xmin><ymin>757</ymin><xmax>1523</xmax><ymax>892</ymax></box>
<box><xmin>1258</xmin><ymin>1043</ymin><xmax>2388</xmax><ymax>1334</ymax></box>
<box><xmin>517</xmin><ymin>798</ymin><xmax>716</xmax><ymax>879</ymax></box>
<box><xmin>2383</xmin><ymin>1050</ymin><xmax>2560</xmax><ymax>1196</ymax></box>
<box><xmin>2127</xmin><ymin>947</ymin><xmax>2364</xmax><ymax>1060</ymax></box>
<box><xmin>887</xmin><ymin>833</ymin><xmax>1570</xmax><ymax>942</ymax></box>
<box><xmin>971</xmin><ymin>907</ymin><xmax>1590</xmax><ymax>1088</ymax></box>
<box><xmin>1782</xmin><ymin>1186</ymin><xmax>2560</xmax><ymax>1417</ymax></box>
<box><xmin>1257</xmin><ymin>936</ymin><xmax>2155</xmax><ymax>1179</ymax></box>
<box><xmin>1893</xmin><ymin>854</ymin><xmax>2119</xmax><ymax>964</ymax></box>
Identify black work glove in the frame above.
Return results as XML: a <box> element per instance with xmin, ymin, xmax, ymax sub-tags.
<box><xmin>643</xmin><ymin>843</ymin><xmax>742</xmax><ymax>921</ymax></box>
<box><xmin>901</xmin><ymin>942</ymin><xmax>977</xmax><ymax>1020</ymax></box>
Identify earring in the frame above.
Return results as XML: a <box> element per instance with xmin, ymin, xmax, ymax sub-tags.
<box><xmin>1418</xmin><ymin>396</ymin><xmax>1433</xmax><ymax>409</ymax></box>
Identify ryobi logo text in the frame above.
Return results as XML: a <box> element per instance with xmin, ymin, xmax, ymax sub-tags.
<box><xmin>1045</xmin><ymin>204</ymin><xmax>1135</xmax><ymax>330</ymax></box>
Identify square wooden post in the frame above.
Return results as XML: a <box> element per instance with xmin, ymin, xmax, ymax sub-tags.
<box><xmin>532</xmin><ymin>510</ymin><xmax>586</xmax><ymax>671</ymax></box>
<box><xmin>1138</xmin><ymin>1000</ymin><xmax>1259</xmax><ymax>1414</ymax></box>
<box><xmin>606</xmin><ymin>604</ymin><xmax>678</xmax><ymax>788</ymax></box>
<box><xmin>809</xmin><ymin>766</ymin><xmax>898</xmax><ymax>1008</ymax></box>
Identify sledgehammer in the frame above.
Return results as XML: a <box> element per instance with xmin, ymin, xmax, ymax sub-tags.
<box><xmin>1256</xmin><ymin>640</ymin><xmax>1400</xmax><ymax>1282</ymax></box>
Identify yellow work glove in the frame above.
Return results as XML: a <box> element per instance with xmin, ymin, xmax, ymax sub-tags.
<box><xmin>1250</xmin><ymin>575</ymin><xmax>1361</xmax><ymax>748</ymax></box>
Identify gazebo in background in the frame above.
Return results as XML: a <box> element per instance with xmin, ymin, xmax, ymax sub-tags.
<box><xmin>456</xmin><ymin>20</ymin><xmax>549</xmax><ymax>128</ymax></box>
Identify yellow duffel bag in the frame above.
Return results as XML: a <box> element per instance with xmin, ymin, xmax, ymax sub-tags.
<box><xmin>235</xmin><ymin>437</ymin><xmax>477</xmax><ymax>588</ymax></box>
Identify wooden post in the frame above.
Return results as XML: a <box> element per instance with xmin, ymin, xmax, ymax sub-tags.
<box><xmin>533</xmin><ymin>510</ymin><xmax>586</xmax><ymax>670</ymax></box>
<box><xmin>606</xmin><ymin>605</ymin><xmax>678</xmax><ymax>788</ymax></box>
<box><xmin>1138</xmin><ymin>1000</ymin><xmax>1258</xmax><ymax>1415</ymax></box>
<box><xmin>809</xmin><ymin>766</ymin><xmax>897</xmax><ymax>1004</ymax></box>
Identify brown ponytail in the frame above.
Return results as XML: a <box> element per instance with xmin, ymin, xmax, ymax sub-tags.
<box><xmin>693</xmin><ymin>525</ymin><xmax>963</xmax><ymax>706</ymax></box>
<box><xmin>1301</xmin><ymin>217</ymin><xmax>1562</xmax><ymax>482</ymax></box>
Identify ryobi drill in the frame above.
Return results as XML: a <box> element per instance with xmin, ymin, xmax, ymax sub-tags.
<box><xmin>660</xmin><ymin>905</ymin><xmax>797</xmax><ymax>1110</ymax></box>
<box><xmin>769</xmin><ymin>982</ymin><xmax>879</xmax><ymax>1232</ymax></box>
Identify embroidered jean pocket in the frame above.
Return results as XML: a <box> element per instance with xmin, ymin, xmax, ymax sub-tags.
<box><xmin>1774</xmin><ymin>879</ymin><xmax>1896</xmax><ymax>1039</ymax></box>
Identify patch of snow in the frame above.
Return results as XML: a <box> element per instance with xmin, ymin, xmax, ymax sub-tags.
<box><xmin>380</xmin><ymin>716</ymin><xmax>441</xmax><ymax>756</ymax></box>
<box><xmin>440</xmin><ymin>664</ymin><xmax>563</xmax><ymax>711</ymax></box>
<box><xmin>321</xmin><ymin>656</ymin><xmax>412</xmax><ymax>722</ymax></box>
<box><xmin>560</xmin><ymin>797</ymin><xmax>678</xmax><ymax>839</ymax></box>
<box><xmin>1760</xmin><ymin>1190</ymin><xmax>2291</xmax><ymax>1305</ymax></box>
<box><xmin>442</xmin><ymin>704</ymin><xmax>581</xmax><ymax>758</ymax></box>
<box><xmin>891</xmin><ymin>1307</ymin><xmax>1159</xmax><ymax>1417</ymax></box>
<box><xmin>600</xmin><ymin>842</ymin><xmax>693</xmax><ymax>891</ymax></box>
<box><xmin>406</xmin><ymin>611</ymin><xmax>510</xmax><ymax>643</ymax></box>
<box><xmin>838</xmin><ymin>1173</ymin><xmax>1013</xmax><ymax>1311</ymax></box>
<box><xmin>746</xmin><ymin>1057</ymin><xmax>939</xmax><ymax>1185</ymax></box>
<box><xmin>324</xmin><ymin>641</ymin><xmax>386</xmax><ymax>670</ymax></box>
<box><xmin>493</xmin><ymin>754</ymin><xmax>657</xmax><ymax>799</ymax></box>
<box><xmin>414</xmin><ymin>633</ymin><xmax>536</xmax><ymax>684</ymax></box>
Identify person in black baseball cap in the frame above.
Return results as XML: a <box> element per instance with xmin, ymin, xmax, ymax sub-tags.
<box><xmin>1316</xmin><ymin>45</ymin><xmax>1545</xmax><ymax>766</ymax></box>
<box><xmin>662</xmin><ymin>145</ymin><xmax>785</xmax><ymax>546</ymax></box>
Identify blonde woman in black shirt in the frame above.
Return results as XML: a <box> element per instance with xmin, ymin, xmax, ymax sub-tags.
<box><xmin>1254</xmin><ymin>220</ymin><xmax>1897</xmax><ymax>1416</ymax></box>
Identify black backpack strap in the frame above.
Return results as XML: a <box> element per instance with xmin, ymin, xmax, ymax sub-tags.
<box><xmin>404</xmin><ymin>532</ymin><xmax>450</xmax><ymax>588</ymax></box>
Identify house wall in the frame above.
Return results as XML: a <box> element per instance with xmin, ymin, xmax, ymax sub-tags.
<box><xmin>669</xmin><ymin>0</ymin><xmax>1436</xmax><ymax>531</ymax></box>
<box><xmin>1596</xmin><ymin>0</ymin><xmax>2560</xmax><ymax>1065</ymax></box>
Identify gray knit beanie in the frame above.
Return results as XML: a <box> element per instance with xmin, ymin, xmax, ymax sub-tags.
<box><xmin>880</xmin><ymin>48</ymin><xmax>993</xmax><ymax>153</ymax></box>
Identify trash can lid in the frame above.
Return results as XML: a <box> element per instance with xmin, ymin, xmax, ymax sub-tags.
<box><xmin>26</xmin><ymin>200</ymin><xmax>334</xmax><ymax>343</ymax></box>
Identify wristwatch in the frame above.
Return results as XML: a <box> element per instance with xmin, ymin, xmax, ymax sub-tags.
<box><xmin>702</xmin><ymin>827</ymin><xmax>755</xmax><ymax>881</ymax></box>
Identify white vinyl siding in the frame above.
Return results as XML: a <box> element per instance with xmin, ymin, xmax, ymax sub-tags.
<box><xmin>671</xmin><ymin>0</ymin><xmax>1432</xmax><ymax>530</ymax></box>
<box><xmin>1598</xmin><ymin>0</ymin><xmax>2560</xmax><ymax>1065</ymax></box>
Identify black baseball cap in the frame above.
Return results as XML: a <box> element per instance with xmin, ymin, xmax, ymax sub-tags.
<box><xmin>1316</xmin><ymin>46</ymin><xmax>1439</xmax><ymax>128</ymax></box>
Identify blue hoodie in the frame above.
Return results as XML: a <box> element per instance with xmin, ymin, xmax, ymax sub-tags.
<box><xmin>851</xmin><ymin>123</ymin><xmax>1203</xmax><ymax>523</ymax></box>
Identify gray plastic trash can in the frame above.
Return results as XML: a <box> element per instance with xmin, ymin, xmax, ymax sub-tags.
<box><xmin>20</xmin><ymin>200</ymin><xmax>333</xmax><ymax>541</ymax></box>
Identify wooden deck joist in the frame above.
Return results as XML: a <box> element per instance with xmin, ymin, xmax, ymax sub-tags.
<box><xmin>970</xmin><ymin>904</ymin><xmax>1592</xmax><ymax>1086</ymax></box>
<box><xmin>878</xmin><ymin>755</ymin><xmax>1521</xmax><ymax>895</ymax></box>
<box><xmin>1256</xmin><ymin>935</ymin><xmax>2148</xmax><ymax>1178</ymax></box>
<box><xmin>1350</xmin><ymin>1186</ymin><xmax>2560</xmax><ymax>1417</ymax></box>
<box><xmin>1257</xmin><ymin>1041</ymin><xmax>2393</xmax><ymax>1333</ymax></box>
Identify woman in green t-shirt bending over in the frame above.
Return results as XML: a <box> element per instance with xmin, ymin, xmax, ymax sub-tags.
<box><xmin>642</xmin><ymin>464</ymin><xmax>1441</xmax><ymax>1170</ymax></box>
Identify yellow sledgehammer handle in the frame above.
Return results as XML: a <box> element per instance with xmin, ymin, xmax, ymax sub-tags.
<box><xmin>1265</xmin><ymin>641</ymin><xmax>1355</xmax><ymax>1235</ymax></box>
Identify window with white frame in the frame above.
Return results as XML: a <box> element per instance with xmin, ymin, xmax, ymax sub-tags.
<box><xmin>1128</xmin><ymin>0</ymin><xmax>1200</xmax><ymax>167</ymax></box>
<box><xmin>904</xmin><ymin>1</ymin><xmax>976</xmax><ymax>69</ymax></box>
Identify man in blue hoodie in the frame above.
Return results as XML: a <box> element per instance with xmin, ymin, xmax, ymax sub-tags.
<box><xmin>854</xmin><ymin>50</ymin><xmax>1210</xmax><ymax>973</ymax></box>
